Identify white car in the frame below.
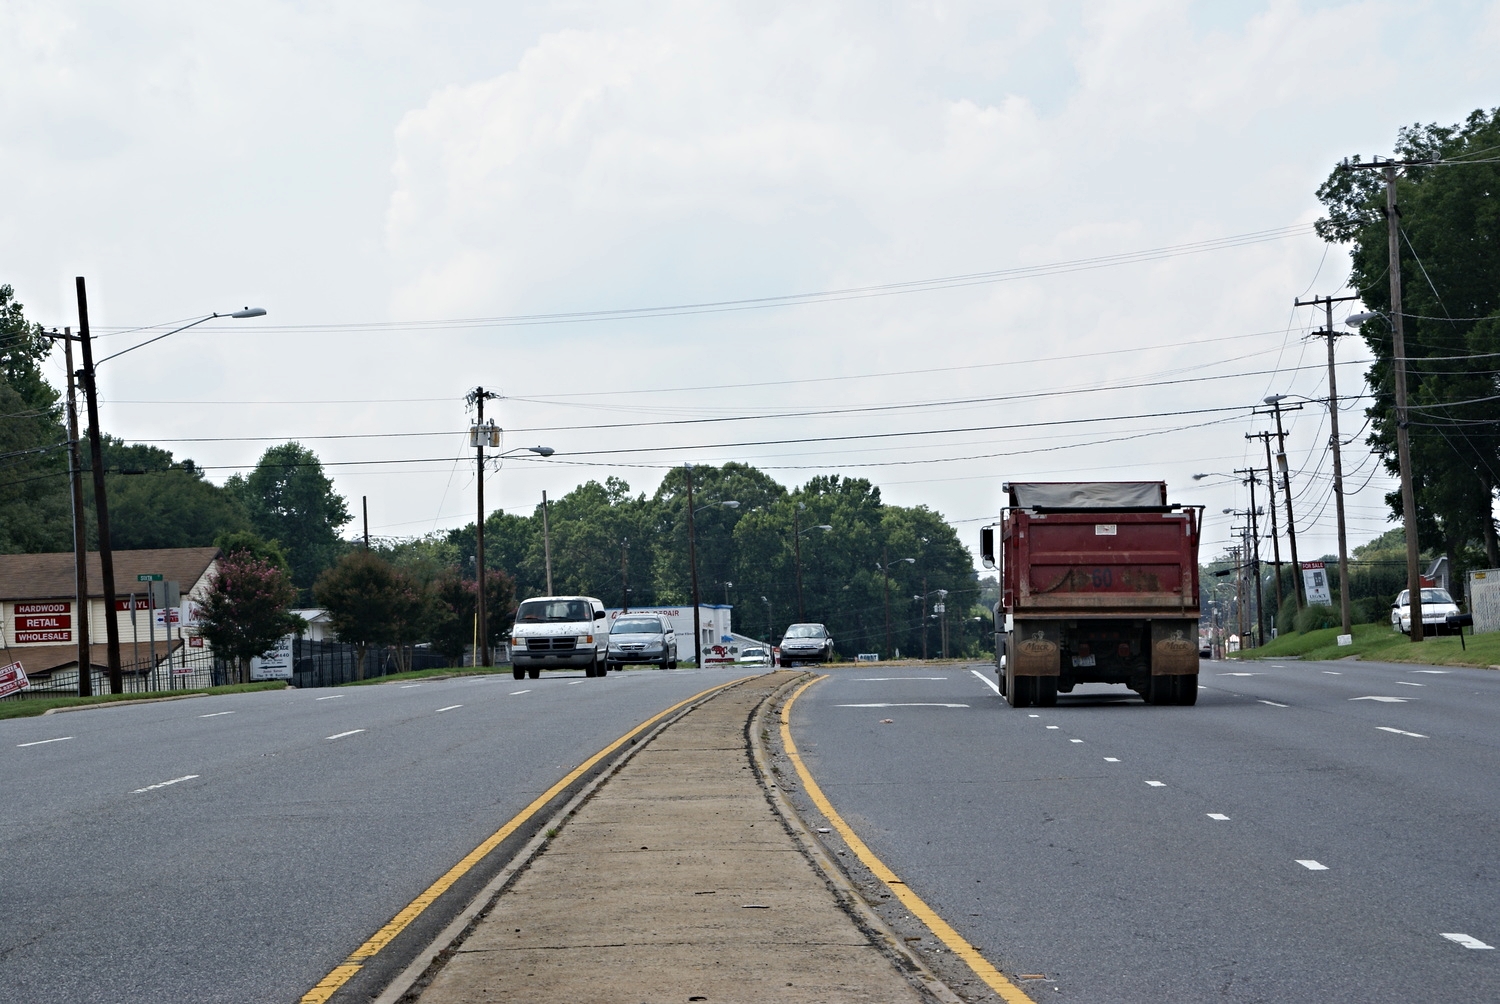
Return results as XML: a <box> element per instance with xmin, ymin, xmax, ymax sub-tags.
<box><xmin>736</xmin><ymin>646</ymin><xmax>771</xmax><ymax>665</ymax></box>
<box><xmin>1390</xmin><ymin>587</ymin><xmax>1461</xmax><ymax>635</ymax></box>
<box><xmin>509</xmin><ymin>596</ymin><xmax>609</xmax><ymax>679</ymax></box>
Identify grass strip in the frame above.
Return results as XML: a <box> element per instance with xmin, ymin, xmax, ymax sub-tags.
<box><xmin>0</xmin><ymin>681</ymin><xmax>287</xmax><ymax>720</ymax></box>
<box><xmin>1233</xmin><ymin>621</ymin><xmax>1500</xmax><ymax>667</ymax></box>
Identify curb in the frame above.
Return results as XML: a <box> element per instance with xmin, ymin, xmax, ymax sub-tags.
<box><xmin>43</xmin><ymin>693</ymin><xmax>210</xmax><ymax>715</ymax></box>
<box><xmin>747</xmin><ymin>676</ymin><xmax>964</xmax><ymax>1004</ymax></box>
<box><xmin>368</xmin><ymin>674</ymin><xmax>762</xmax><ymax>1004</ymax></box>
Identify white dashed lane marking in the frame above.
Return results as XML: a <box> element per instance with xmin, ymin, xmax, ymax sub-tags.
<box><xmin>199</xmin><ymin>711</ymin><xmax>234</xmax><ymax>718</ymax></box>
<box><xmin>1104</xmin><ymin>757</ymin><xmax>1121</xmax><ymax>762</ymax></box>
<box><xmin>315</xmin><ymin>695</ymin><xmax>343</xmax><ymax>701</ymax></box>
<box><xmin>1395</xmin><ymin>681</ymin><xmax>1425</xmax><ymax>687</ymax></box>
<box><xmin>1351</xmin><ymin>696</ymin><xmax>1409</xmax><ymax>703</ymax></box>
<box><xmin>1296</xmin><ymin>860</ymin><xmax>1329</xmax><ymax>871</ymax></box>
<box><xmin>1045</xmin><ymin>725</ymin><xmax>1060</xmax><ymax>730</ymax></box>
<box><xmin>1207</xmin><ymin>813</ymin><xmax>1230</xmax><ymax>821</ymax></box>
<box><xmin>326</xmin><ymin>730</ymin><xmax>366</xmax><ymax>740</ymax></box>
<box><xmin>1377</xmin><ymin>726</ymin><xmax>1428</xmax><ymax>738</ymax></box>
<box><xmin>510</xmin><ymin>690</ymin><xmax>532</xmax><ymax>696</ymax></box>
<box><xmin>399</xmin><ymin>684</ymin><xmax>421</xmax><ymax>689</ymax></box>
<box><xmin>436</xmin><ymin>705</ymin><xmax>462</xmax><ymax>713</ymax></box>
<box><xmin>836</xmin><ymin>703</ymin><xmax>970</xmax><ymax>708</ymax></box>
<box><xmin>1219</xmin><ymin>672</ymin><xmax>1259</xmax><ymax>677</ymax></box>
<box><xmin>858</xmin><ymin>677</ymin><xmax>949</xmax><ymax>681</ymax></box>
<box><xmin>132</xmin><ymin>774</ymin><xmax>199</xmax><ymax>794</ymax></box>
<box><xmin>1259</xmin><ymin>700</ymin><xmax>1289</xmax><ymax>708</ymax></box>
<box><xmin>1322</xmin><ymin>671</ymin><xmax>1342</xmax><ymax>675</ymax></box>
<box><xmin>1069</xmin><ymin>739</ymin><xmax>1084</xmax><ymax>743</ymax></box>
<box><xmin>17</xmin><ymin>737</ymin><xmax>73</xmax><ymax>747</ymax></box>
<box><xmin>1412</xmin><ymin>670</ymin><xmax>1450</xmax><ymax>674</ymax></box>
<box><xmin>1440</xmin><ymin>933</ymin><xmax>1494</xmax><ymax>950</ymax></box>
<box><xmin>1145</xmin><ymin>781</ymin><xmax>1166</xmax><ymax>787</ymax></box>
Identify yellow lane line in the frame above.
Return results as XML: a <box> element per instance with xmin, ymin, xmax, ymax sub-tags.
<box><xmin>780</xmin><ymin>676</ymin><xmax>1039</xmax><ymax>1004</ymax></box>
<box><xmin>300</xmin><ymin>676</ymin><xmax>751</xmax><ymax>1004</ymax></box>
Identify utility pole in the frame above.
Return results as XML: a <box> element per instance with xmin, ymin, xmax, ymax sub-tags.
<box><xmin>1256</xmin><ymin>397</ymin><xmax>1305</xmax><ymax>608</ymax></box>
<box><xmin>62</xmin><ymin>331</ymin><xmax>92</xmax><ymax>697</ymax></box>
<box><xmin>792</xmin><ymin>503</ymin><xmax>806</xmax><ymax>621</ymax></box>
<box><xmin>1297</xmin><ymin>292</ymin><xmax>1360</xmax><ymax>639</ymax></box>
<box><xmin>882</xmin><ymin>546</ymin><xmax>892</xmax><ymax>659</ymax></box>
<box><xmin>362</xmin><ymin>496</ymin><xmax>369</xmax><ymax>549</ymax></box>
<box><xmin>1247</xmin><ymin>433</ymin><xmax>1284</xmax><ymax>619</ymax></box>
<box><xmin>620</xmin><ymin>536</ymin><xmax>629</xmax><ymax>613</ymax></box>
<box><xmin>468</xmin><ymin>387</ymin><xmax>498</xmax><ymax>666</ymax></box>
<box><xmin>1234</xmin><ymin>472</ymin><xmax>1267</xmax><ymax>646</ymax></box>
<box><xmin>920</xmin><ymin>576</ymin><xmax>928</xmax><ymax>660</ymax></box>
<box><xmin>685</xmin><ymin>465</ymin><xmax>702</xmax><ymax>666</ymax></box>
<box><xmin>75</xmin><ymin>278</ymin><xmax>123</xmax><ymax>693</ymax></box>
<box><xmin>541</xmin><ymin>490</ymin><xmax>554</xmax><ymax>594</ymax></box>
<box><xmin>1342</xmin><ymin>156</ymin><xmax>1430</xmax><ymax>641</ymax></box>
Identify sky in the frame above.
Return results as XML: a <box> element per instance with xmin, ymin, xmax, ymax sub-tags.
<box><xmin>4</xmin><ymin>0</ymin><xmax>1498</xmax><ymax>572</ymax></box>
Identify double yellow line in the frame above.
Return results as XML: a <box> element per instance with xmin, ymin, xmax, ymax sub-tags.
<box><xmin>301</xmin><ymin>677</ymin><xmax>745</xmax><ymax>1004</ymax></box>
<box><xmin>779</xmin><ymin>676</ymin><xmax>1038</xmax><ymax>1004</ymax></box>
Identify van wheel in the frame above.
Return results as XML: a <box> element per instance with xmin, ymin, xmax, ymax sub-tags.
<box><xmin>528</xmin><ymin>667</ymin><xmax>540</xmax><ymax>679</ymax></box>
<box><xmin>513</xmin><ymin>666</ymin><xmax>525</xmax><ymax>681</ymax></box>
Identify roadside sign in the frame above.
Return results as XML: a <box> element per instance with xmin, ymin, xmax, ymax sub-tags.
<box><xmin>138</xmin><ymin>573</ymin><xmax>163</xmax><ymax>582</ymax></box>
<box><xmin>1301</xmin><ymin>562</ymin><xmax>1333</xmax><ymax>606</ymax></box>
<box><xmin>0</xmin><ymin>661</ymin><xmax>29</xmax><ymax>699</ymax></box>
<box><xmin>1470</xmin><ymin>568</ymin><xmax>1500</xmax><ymax>634</ymax></box>
<box><xmin>250</xmin><ymin>635</ymin><xmax>295</xmax><ymax>681</ymax></box>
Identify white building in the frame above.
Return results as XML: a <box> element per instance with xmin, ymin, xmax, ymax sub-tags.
<box><xmin>604</xmin><ymin>604</ymin><xmax>735</xmax><ymax>664</ymax></box>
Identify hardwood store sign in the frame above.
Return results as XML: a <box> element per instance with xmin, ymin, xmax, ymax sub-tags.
<box><xmin>13</xmin><ymin>602</ymin><xmax>72</xmax><ymax>643</ymax></box>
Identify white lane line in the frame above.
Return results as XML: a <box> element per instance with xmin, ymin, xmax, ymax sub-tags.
<box><xmin>970</xmin><ymin>669</ymin><xmax>1001</xmax><ymax>694</ymax></box>
<box><xmin>1322</xmin><ymin>671</ymin><xmax>1342</xmax><ymax>675</ymax></box>
<box><xmin>1395</xmin><ymin>681</ymin><xmax>1425</xmax><ymax>687</ymax></box>
<box><xmin>858</xmin><ymin>677</ymin><xmax>949</xmax><ymax>681</ymax></box>
<box><xmin>315</xmin><ymin>695</ymin><xmax>344</xmax><ymax>701</ymax></box>
<box><xmin>399</xmin><ymin>684</ymin><xmax>422</xmax><ymax>689</ymax></box>
<box><xmin>1259</xmin><ymin>700</ymin><xmax>1289</xmax><ymax>707</ymax></box>
<box><xmin>1045</xmin><ymin>725</ymin><xmax>1060</xmax><ymax>730</ymax></box>
<box><xmin>1220</xmin><ymin>672</ymin><xmax>1260</xmax><ymax>677</ymax></box>
<box><xmin>1145</xmin><ymin>780</ymin><xmax>1166</xmax><ymax>787</ymax></box>
<box><xmin>1440</xmin><ymin>933</ymin><xmax>1494</xmax><ymax>950</ymax></box>
<box><xmin>198</xmin><ymin>711</ymin><xmax>234</xmax><ymax>718</ymax></box>
<box><xmin>436</xmin><ymin>705</ymin><xmax>462</xmax><ymax>713</ymax></box>
<box><xmin>567</xmin><ymin>681</ymin><xmax>584</xmax><ymax>685</ymax></box>
<box><xmin>1351</xmin><ymin>696</ymin><xmax>1409</xmax><ymax>702</ymax></box>
<box><xmin>1207</xmin><ymin>813</ymin><xmax>1230</xmax><ymax>821</ymax></box>
<box><xmin>17</xmin><ymin>736</ymin><xmax>73</xmax><ymax>747</ymax></box>
<box><xmin>1070</xmin><ymin>739</ymin><xmax>1084</xmax><ymax>743</ymax></box>
<box><xmin>326</xmin><ymin>730</ymin><xmax>366</xmax><ymax>740</ymax></box>
<box><xmin>1296</xmin><ymin>859</ymin><xmax>1329</xmax><ymax>871</ymax></box>
<box><xmin>1104</xmin><ymin>757</ymin><xmax>1121</xmax><ymax>762</ymax></box>
<box><xmin>132</xmin><ymin>774</ymin><xmax>199</xmax><ymax>794</ymax></box>
<box><xmin>836</xmin><ymin>703</ymin><xmax>970</xmax><ymax>708</ymax></box>
<box><xmin>1027</xmin><ymin>714</ymin><xmax>1040</xmax><ymax>718</ymax></box>
<box><xmin>1377</xmin><ymin>726</ymin><xmax>1429</xmax><ymax>738</ymax></box>
<box><xmin>1413</xmin><ymin>670</ymin><xmax>1451</xmax><ymax>674</ymax></box>
<box><xmin>510</xmin><ymin>690</ymin><xmax>532</xmax><ymax>695</ymax></box>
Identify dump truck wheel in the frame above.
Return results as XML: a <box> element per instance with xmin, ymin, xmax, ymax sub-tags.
<box><xmin>1176</xmin><ymin>674</ymin><xmax>1198</xmax><ymax>705</ymax></box>
<box><xmin>1008</xmin><ymin>676</ymin><xmax>1034</xmax><ymax>708</ymax></box>
<box><xmin>1037</xmin><ymin>677</ymin><xmax>1058</xmax><ymax>706</ymax></box>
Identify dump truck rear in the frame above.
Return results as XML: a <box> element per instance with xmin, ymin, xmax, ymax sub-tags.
<box><xmin>980</xmin><ymin>481</ymin><xmax>1202</xmax><ymax>708</ymax></box>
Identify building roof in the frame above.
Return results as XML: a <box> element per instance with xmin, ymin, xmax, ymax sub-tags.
<box><xmin>3</xmin><ymin>640</ymin><xmax>183</xmax><ymax>676</ymax></box>
<box><xmin>0</xmin><ymin>548</ymin><xmax>220</xmax><ymax>602</ymax></box>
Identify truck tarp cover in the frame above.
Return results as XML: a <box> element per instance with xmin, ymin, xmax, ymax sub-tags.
<box><xmin>1008</xmin><ymin>482</ymin><xmax>1166</xmax><ymax>509</ymax></box>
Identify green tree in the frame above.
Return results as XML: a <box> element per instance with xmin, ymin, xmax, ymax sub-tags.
<box><xmin>1316</xmin><ymin>107</ymin><xmax>1500</xmax><ymax>585</ymax></box>
<box><xmin>313</xmin><ymin>550</ymin><xmax>402</xmax><ymax>680</ymax></box>
<box><xmin>89</xmin><ymin>437</ymin><xmax>250</xmax><ymax>549</ymax></box>
<box><xmin>198</xmin><ymin>553</ymin><xmax>300</xmax><ymax>684</ymax></box>
<box><xmin>428</xmin><ymin>569</ymin><xmax>517</xmax><ymax>665</ymax></box>
<box><xmin>0</xmin><ymin>284</ymin><xmax>70</xmax><ymax>553</ymax></box>
<box><xmin>214</xmin><ymin>530</ymin><xmax>291</xmax><ymax>574</ymax></box>
<box><xmin>229</xmin><ymin>442</ymin><xmax>351</xmax><ymax>594</ymax></box>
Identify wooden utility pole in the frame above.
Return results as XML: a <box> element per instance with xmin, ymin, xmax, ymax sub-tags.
<box><xmin>620</xmin><ymin>537</ymin><xmax>630</xmax><ymax>613</ymax></box>
<box><xmin>469</xmin><ymin>387</ymin><xmax>498</xmax><ymax>665</ymax></box>
<box><xmin>685</xmin><ymin>466</ymin><xmax>702</xmax><ymax>666</ymax></box>
<box><xmin>75</xmin><ymin>278</ymin><xmax>123</xmax><ymax>693</ymax></box>
<box><xmin>62</xmin><ymin>331</ymin><xmax>92</xmax><ymax>697</ymax></box>
<box><xmin>1247</xmin><ymin>432</ymin><xmax>1284</xmax><ymax>619</ymax></box>
<box><xmin>541</xmin><ymin>490</ymin><xmax>554</xmax><ymax>594</ymax></box>
<box><xmin>1296</xmin><ymin>292</ymin><xmax>1360</xmax><ymax>639</ymax></box>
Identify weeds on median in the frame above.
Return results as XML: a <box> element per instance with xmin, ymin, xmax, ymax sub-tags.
<box><xmin>0</xmin><ymin>681</ymin><xmax>287</xmax><ymax>721</ymax></box>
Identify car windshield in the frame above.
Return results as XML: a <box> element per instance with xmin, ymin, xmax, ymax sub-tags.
<box><xmin>612</xmin><ymin>618</ymin><xmax>663</xmax><ymax>635</ymax></box>
<box><xmin>783</xmin><ymin>624</ymin><xmax>826</xmax><ymax>638</ymax></box>
<box><xmin>516</xmin><ymin>599</ymin><xmax>591</xmax><ymax>622</ymax></box>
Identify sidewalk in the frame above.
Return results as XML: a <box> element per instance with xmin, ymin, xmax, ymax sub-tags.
<box><xmin>409</xmin><ymin>671</ymin><xmax>939</xmax><ymax>1003</ymax></box>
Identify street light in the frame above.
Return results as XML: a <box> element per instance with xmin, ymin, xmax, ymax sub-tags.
<box><xmin>876</xmin><ymin>554</ymin><xmax>915</xmax><ymax>658</ymax></box>
<box><xmin>71</xmin><ymin>277</ymin><xmax>266</xmax><ymax>694</ymax></box>
<box><xmin>681</xmin><ymin>464</ymin><xmax>740</xmax><ymax>667</ymax></box>
<box><xmin>790</xmin><ymin>501</ymin><xmax>832</xmax><ymax>622</ymax></box>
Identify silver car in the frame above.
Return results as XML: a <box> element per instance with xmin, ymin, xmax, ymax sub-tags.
<box><xmin>779</xmin><ymin>623</ymin><xmax>834</xmax><ymax>664</ymax></box>
<box><xmin>606</xmin><ymin>614</ymin><xmax>678</xmax><ymax>671</ymax></box>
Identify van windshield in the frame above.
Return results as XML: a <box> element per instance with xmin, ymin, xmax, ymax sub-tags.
<box><xmin>517</xmin><ymin>599</ymin><xmax>591</xmax><ymax>622</ymax></box>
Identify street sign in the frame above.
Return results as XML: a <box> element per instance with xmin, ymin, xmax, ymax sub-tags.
<box><xmin>0</xmin><ymin>661</ymin><xmax>29</xmax><ymax>699</ymax></box>
<box><xmin>138</xmin><ymin>573</ymin><xmax>163</xmax><ymax>582</ymax></box>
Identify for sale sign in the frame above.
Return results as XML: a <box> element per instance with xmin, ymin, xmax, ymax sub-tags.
<box><xmin>1301</xmin><ymin>562</ymin><xmax>1334</xmax><ymax>606</ymax></box>
<box><xmin>0</xmin><ymin>661</ymin><xmax>29</xmax><ymax>698</ymax></box>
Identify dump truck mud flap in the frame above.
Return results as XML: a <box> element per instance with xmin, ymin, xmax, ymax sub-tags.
<box><xmin>1150</xmin><ymin>620</ymin><xmax>1200</xmax><ymax>675</ymax></box>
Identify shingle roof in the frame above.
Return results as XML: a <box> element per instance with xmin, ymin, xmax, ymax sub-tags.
<box><xmin>0</xmin><ymin>548</ymin><xmax>220</xmax><ymax>602</ymax></box>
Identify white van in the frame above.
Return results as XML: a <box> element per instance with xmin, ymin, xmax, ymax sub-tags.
<box><xmin>509</xmin><ymin>596</ymin><xmax>609</xmax><ymax>679</ymax></box>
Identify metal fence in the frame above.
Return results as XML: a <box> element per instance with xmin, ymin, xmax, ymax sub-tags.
<box><xmin>290</xmin><ymin>640</ymin><xmax>452</xmax><ymax>689</ymax></box>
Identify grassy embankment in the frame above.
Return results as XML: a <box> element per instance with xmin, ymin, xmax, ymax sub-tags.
<box><xmin>0</xmin><ymin>681</ymin><xmax>287</xmax><ymax>721</ymax></box>
<box><xmin>1233</xmin><ymin>621</ymin><xmax>1500</xmax><ymax>668</ymax></box>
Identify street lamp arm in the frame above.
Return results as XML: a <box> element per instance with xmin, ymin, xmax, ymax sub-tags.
<box><xmin>94</xmin><ymin>308</ymin><xmax>268</xmax><ymax>366</ymax></box>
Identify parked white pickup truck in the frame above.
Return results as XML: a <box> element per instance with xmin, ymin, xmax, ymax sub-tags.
<box><xmin>509</xmin><ymin>595</ymin><xmax>609</xmax><ymax>679</ymax></box>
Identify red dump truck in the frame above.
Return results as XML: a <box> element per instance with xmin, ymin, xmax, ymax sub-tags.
<box><xmin>980</xmin><ymin>482</ymin><xmax>1202</xmax><ymax>708</ymax></box>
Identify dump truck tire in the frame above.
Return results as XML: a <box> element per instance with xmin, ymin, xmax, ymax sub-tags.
<box><xmin>1037</xmin><ymin>676</ymin><xmax>1058</xmax><ymax>706</ymax></box>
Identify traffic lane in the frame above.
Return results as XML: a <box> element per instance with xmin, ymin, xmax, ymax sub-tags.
<box><xmin>2</xmin><ymin>667</ymin><xmax>758</xmax><ymax>1004</ymax></box>
<box><xmin>791</xmin><ymin>666</ymin><xmax>1498</xmax><ymax>1002</ymax></box>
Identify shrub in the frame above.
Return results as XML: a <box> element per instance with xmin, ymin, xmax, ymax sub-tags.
<box><xmin>1294</xmin><ymin>604</ymin><xmax>1339</xmax><ymax>633</ymax></box>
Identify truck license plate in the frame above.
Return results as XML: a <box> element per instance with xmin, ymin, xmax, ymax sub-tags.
<box><xmin>1071</xmin><ymin>655</ymin><xmax>1096</xmax><ymax>668</ymax></box>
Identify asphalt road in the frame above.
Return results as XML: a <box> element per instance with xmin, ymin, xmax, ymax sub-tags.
<box><xmin>1</xmin><ymin>666</ymin><xmax>757</xmax><ymax>1004</ymax></box>
<box><xmin>788</xmin><ymin>658</ymin><xmax>1500</xmax><ymax>1002</ymax></box>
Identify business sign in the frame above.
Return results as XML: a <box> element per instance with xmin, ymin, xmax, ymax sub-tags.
<box><xmin>1301</xmin><ymin>562</ymin><xmax>1333</xmax><ymax>606</ymax></box>
<box><xmin>0</xmin><ymin>661</ymin><xmax>29</xmax><ymax>698</ymax></box>
<box><xmin>154</xmin><ymin>607</ymin><xmax>182</xmax><ymax>628</ymax></box>
<box><xmin>250</xmin><ymin>635</ymin><xmax>295</xmax><ymax>681</ymax></box>
<box><xmin>115</xmin><ymin>596</ymin><xmax>151</xmax><ymax>611</ymax></box>
<box><xmin>1469</xmin><ymin>568</ymin><xmax>1500</xmax><ymax>635</ymax></box>
<box><xmin>12</xmin><ymin>603</ymin><xmax>73</xmax><ymax>644</ymax></box>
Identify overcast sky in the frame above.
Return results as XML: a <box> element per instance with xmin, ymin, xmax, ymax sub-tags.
<box><xmin>4</xmin><ymin>0</ymin><xmax>1497</xmax><ymax>571</ymax></box>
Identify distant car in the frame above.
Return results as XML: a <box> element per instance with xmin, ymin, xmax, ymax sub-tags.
<box><xmin>1391</xmin><ymin>588</ymin><xmax>1461</xmax><ymax>635</ymax></box>
<box><xmin>737</xmin><ymin>646</ymin><xmax>770</xmax><ymax>665</ymax></box>
<box><xmin>509</xmin><ymin>595</ymin><xmax>608</xmax><ymax>679</ymax></box>
<box><xmin>779</xmin><ymin>623</ymin><xmax>833</xmax><ymax>664</ymax></box>
<box><xmin>605</xmin><ymin>614</ymin><xmax>677</xmax><ymax>671</ymax></box>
